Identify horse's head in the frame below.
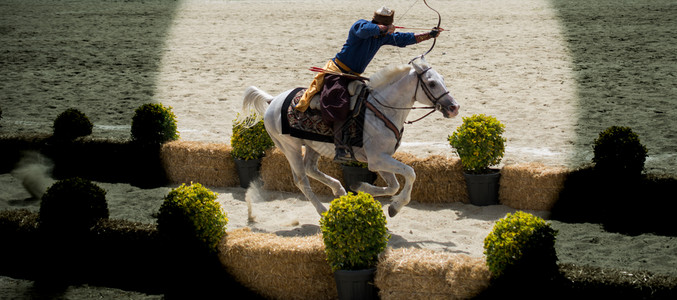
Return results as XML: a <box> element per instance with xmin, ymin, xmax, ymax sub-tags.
<box><xmin>410</xmin><ymin>58</ymin><xmax>460</xmax><ymax>118</ymax></box>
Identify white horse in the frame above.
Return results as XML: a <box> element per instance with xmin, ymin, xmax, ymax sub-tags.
<box><xmin>242</xmin><ymin>58</ymin><xmax>459</xmax><ymax>217</ymax></box>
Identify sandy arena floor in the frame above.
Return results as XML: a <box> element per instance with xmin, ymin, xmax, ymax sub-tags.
<box><xmin>1</xmin><ymin>0</ymin><xmax>676</xmax><ymax>297</ymax></box>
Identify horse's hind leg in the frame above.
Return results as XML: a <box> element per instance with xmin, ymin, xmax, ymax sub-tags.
<box><xmin>277</xmin><ymin>142</ymin><xmax>328</xmax><ymax>215</ymax></box>
<box><xmin>304</xmin><ymin>147</ymin><xmax>347</xmax><ymax>197</ymax></box>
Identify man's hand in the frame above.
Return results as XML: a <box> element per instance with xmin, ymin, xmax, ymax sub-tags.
<box><xmin>379</xmin><ymin>24</ymin><xmax>396</xmax><ymax>35</ymax></box>
<box><xmin>430</xmin><ymin>27</ymin><xmax>441</xmax><ymax>38</ymax></box>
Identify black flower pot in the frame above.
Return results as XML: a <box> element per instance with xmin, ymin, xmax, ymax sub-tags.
<box><xmin>234</xmin><ymin>158</ymin><xmax>261</xmax><ymax>188</ymax></box>
<box><xmin>464</xmin><ymin>170</ymin><xmax>501</xmax><ymax>206</ymax></box>
<box><xmin>342</xmin><ymin>165</ymin><xmax>378</xmax><ymax>194</ymax></box>
<box><xmin>334</xmin><ymin>268</ymin><xmax>378</xmax><ymax>300</ymax></box>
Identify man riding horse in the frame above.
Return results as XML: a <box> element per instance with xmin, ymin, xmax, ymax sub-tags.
<box><xmin>294</xmin><ymin>6</ymin><xmax>441</xmax><ymax>162</ymax></box>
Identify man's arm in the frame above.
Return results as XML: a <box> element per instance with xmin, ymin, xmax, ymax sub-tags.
<box><xmin>352</xmin><ymin>19</ymin><xmax>383</xmax><ymax>39</ymax></box>
<box><xmin>415</xmin><ymin>28</ymin><xmax>440</xmax><ymax>43</ymax></box>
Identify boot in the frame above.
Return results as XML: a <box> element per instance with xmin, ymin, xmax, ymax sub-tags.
<box><xmin>333</xmin><ymin>120</ymin><xmax>353</xmax><ymax>163</ymax></box>
<box><xmin>334</xmin><ymin>145</ymin><xmax>352</xmax><ymax>163</ymax></box>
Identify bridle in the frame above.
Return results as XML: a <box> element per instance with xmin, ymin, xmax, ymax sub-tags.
<box><xmin>370</xmin><ymin>63</ymin><xmax>451</xmax><ymax>124</ymax></box>
<box><xmin>409</xmin><ymin>66</ymin><xmax>450</xmax><ymax>123</ymax></box>
<box><xmin>364</xmin><ymin>64</ymin><xmax>449</xmax><ymax>147</ymax></box>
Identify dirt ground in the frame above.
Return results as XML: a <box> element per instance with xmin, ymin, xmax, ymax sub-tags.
<box><xmin>1</xmin><ymin>0</ymin><xmax>676</xmax><ymax>174</ymax></box>
<box><xmin>1</xmin><ymin>0</ymin><xmax>676</xmax><ymax>297</ymax></box>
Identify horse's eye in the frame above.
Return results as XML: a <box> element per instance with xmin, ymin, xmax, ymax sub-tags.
<box><xmin>428</xmin><ymin>81</ymin><xmax>437</xmax><ymax>88</ymax></box>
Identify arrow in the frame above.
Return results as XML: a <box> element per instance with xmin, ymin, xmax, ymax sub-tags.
<box><xmin>309</xmin><ymin>67</ymin><xmax>370</xmax><ymax>81</ymax></box>
<box><xmin>395</xmin><ymin>26</ymin><xmax>445</xmax><ymax>31</ymax></box>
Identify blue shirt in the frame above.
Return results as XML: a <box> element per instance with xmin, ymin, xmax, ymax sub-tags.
<box><xmin>334</xmin><ymin>19</ymin><xmax>417</xmax><ymax>74</ymax></box>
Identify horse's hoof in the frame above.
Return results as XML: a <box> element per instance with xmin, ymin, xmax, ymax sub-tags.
<box><xmin>388</xmin><ymin>205</ymin><xmax>398</xmax><ymax>217</ymax></box>
<box><xmin>334</xmin><ymin>188</ymin><xmax>347</xmax><ymax>197</ymax></box>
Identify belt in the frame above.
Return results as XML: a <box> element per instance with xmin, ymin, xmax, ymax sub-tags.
<box><xmin>332</xmin><ymin>58</ymin><xmax>361</xmax><ymax>76</ymax></box>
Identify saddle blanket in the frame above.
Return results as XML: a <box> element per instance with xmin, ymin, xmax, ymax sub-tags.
<box><xmin>281</xmin><ymin>87</ymin><xmax>365</xmax><ymax>147</ymax></box>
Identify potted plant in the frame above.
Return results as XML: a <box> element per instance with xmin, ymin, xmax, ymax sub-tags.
<box><xmin>320</xmin><ymin>192</ymin><xmax>390</xmax><ymax>300</ymax></box>
<box><xmin>157</xmin><ymin>182</ymin><xmax>228</xmax><ymax>254</ymax></box>
<box><xmin>483</xmin><ymin>211</ymin><xmax>558</xmax><ymax>281</ymax></box>
<box><xmin>592</xmin><ymin>126</ymin><xmax>648</xmax><ymax>178</ymax></box>
<box><xmin>130</xmin><ymin>103</ymin><xmax>179</xmax><ymax>186</ymax></box>
<box><xmin>131</xmin><ymin>103</ymin><xmax>180</xmax><ymax>146</ymax></box>
<box><xmin>341</xmin><ymin>161</ymin><xmax>377</xmax><ymax>194</ymax></box>
<box><xmin>231</xmin><ymin>112</ymin><xmax>275</xmax><ymax>188</ymax></box>
<box><xmin>156</xmin><ymin>182</ymin><xmax>228</xmax><ymax>290</ymax></box>
<box><xmin>52</xmin><ymin>108</ymin><xmax>93</xmax><ymax>141</ymax></box>
<box><xmin>448</xmin><ymin>114</ymin><xmax>506</xmax><ymax>206</ymax></box>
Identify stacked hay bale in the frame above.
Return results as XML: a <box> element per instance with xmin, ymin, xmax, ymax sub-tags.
<box><xmin>376</xmin><ymin>248</ymin><xmax>490</xmax><ymax>299</ymax></box>
<box><xmin>218</xmin><ymin>229</ymin><xmax>491</xmax><ymax>300</ymax></box>
<box><xmin>159</xmin><ymin>141</ymin><xmax>570</xmax><ymax>211</ymax></box>
<box><xmin>219</xmin><ymin>228</ymin><xmax>336</xmax><ymax>300</ymax></box>
<box><xmin>160</xmin><ymin>141</ymin><xmax>239</xmax><ymax>187</ymax></box>
<box><xmin>498</xmin><ymin>163</ymin><xmax>568</xmax><ymax>211</ymax></box>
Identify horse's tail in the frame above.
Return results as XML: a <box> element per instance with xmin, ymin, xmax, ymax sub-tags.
<box><xmin>240</xmin><ymin>86</ymin><xmax>273</xmax><ymax>127</ymax></box>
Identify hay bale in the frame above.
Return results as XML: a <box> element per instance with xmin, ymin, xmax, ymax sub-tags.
<box><xmin>262</xmin><ymin>150</ymin><xmax>467</xmax><ymax>203</ymax></box>
<box><xmin>259</xmin><ymin>148</ymin><xmax>295</xmax><ymax>192</ymax></box>
<box><xmin>219</xmin><ymin>228</ymin><xmax>336</xmax><ymax>300</ymax></box>
<box><xmin>375</xmin><ymin>248</ymin><xmax>490</xmax><ymax>299</ymax></box>
<box><xmin>261</xmin><ymin>148</ymin><xmax>342</xmax><ymax>196</ymax></box>
<box><xmin>499</xmin><ymin>163</ymin><xmax>568</xmax><ymax>211</ymax></box>
<box><xmin>160</xmin><ymin>140</ymin><xmax>239</xmax><ymax>187</ymax></box>
<box><xmin>398</xmin><ymin>154</ymin><xmax>467</xmax><ymax>204</ymax></box>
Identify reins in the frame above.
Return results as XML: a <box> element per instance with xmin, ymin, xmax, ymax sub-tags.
<box><xmin>368</xmin><ymin>65</ymin><xmax>448</xmax><ymax>124</ymax></box>
<box><xmin>370</xmin><ymin>94</ymin><xmax>436</xmax><ymax>124</ymax></box>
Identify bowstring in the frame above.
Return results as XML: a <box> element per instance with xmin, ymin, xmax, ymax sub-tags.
<box><xmin>383</xmin><ymin>0</ymin><xmax>439</xmax><ymax>124</ymax></box>
<box><xmin>392</xmin><ymin>0</ymin><xmax>420</xmax><ymax>63</ymax></box>
<box><xmin>367</xmin><ymin>0</ymin><xmax>439</xmax><ymax>125</ymax></box>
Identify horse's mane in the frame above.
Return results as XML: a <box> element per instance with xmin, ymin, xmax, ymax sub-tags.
<box><xmin>367</xmin><ymin>64</ymin><xmax>412</xmax><ymax>89</ymax></box>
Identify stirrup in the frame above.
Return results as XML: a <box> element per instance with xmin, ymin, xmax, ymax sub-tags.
<box><xmin>334</xmin><ymin>146</ymin><xmax>354</xmax><ymax>163</ymax></box>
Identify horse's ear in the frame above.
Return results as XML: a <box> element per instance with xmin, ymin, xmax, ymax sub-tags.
<box><xmin>409</xmin><ymin>55</ymin><xmax>428</xmax><ymax>73</ymax></box>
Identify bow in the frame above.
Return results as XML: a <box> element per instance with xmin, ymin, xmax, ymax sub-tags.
<box><xmin>421</xmin><ymin>0</ymin><xmax>442</xmax><ymax>58</ymax></box>
<box><xmin>405</xmin><ymin>0</ymin><xmax>442</xmax><ymax>64</ymax></box>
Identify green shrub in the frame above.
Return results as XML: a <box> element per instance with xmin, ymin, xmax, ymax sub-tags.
<box><xmin>52</xmin><ymin>108</ymin><xmax>93</xmax><ymax>140</ymax></box>
<box><xmin>593</xmin><ymin>126</ymin><xmax>647</xmax><ymax>176</ymax></box>
<box><xmin>131</xmin><ymin>103</ymin><xmax>179</xmax><ymax>145</ymax></box>
<box><xmin>320</xmin><ymin>192</ymin><xmax>389</xmax><ymax>272</ymax></box>
<box><xmin>231</xmin><ymin>112</ymin><xmax>275</xmax><ymax>160</ymax></box>
<box><xmin>39</xmin><ymin>177</ymin><xmax>108</xmax><ymax>234</ymax></box>
<box><xmin>483</xmin><ymin>211</ymin><xmax>558</xmax><ymax>279</ymax></box>
<box><xmin>448</xmin><ymin>114</ymin><xmax>506</xmax><ymax>174</ymax></box>
<box><xmin>157</xmin><ymin>183</ymin><xmax>228</xmax><ymax>253</ymax></box>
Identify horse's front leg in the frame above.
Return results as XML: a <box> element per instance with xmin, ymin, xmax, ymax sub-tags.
<box><xmin>367</xmin><ymin>154</ymin><xmax>416</xmax><ymax>217</ymax></box>
<box><xmin>352</xmin><ymin>171</ymin><xmax>399</xmax><ymax>197</ymax></box>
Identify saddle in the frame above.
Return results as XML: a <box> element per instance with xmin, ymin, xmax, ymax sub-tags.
<box><xmin>307</xmin><ymin>81</ymin><xmax>366</xmax><ymax>112</ymax></box>
<box><xmin>281</xmin><ymin>81</ymin><xmax>369</xmax><ymax>147</ymax></box>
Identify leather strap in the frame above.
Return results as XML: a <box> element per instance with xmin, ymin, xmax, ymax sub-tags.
<box><xmin>365</xmin><ymin>100</ymin><xmax>403</xmax><ymax>149</ymax></box>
